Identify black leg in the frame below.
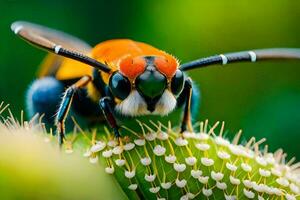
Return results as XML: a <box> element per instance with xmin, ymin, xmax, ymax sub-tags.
<box><xmin>99</xmin><ymin>97</ymin><xmax>120</xmax><ymax>138</ymax></box>
<box><xmin>180</xmin><ymin>78</ymin><xmax>193</xmax><ymax>133</ymax></box>
<box><xmin>56</xmin><ymin>76</ymin><xmax>91</xmax><ymax>145</ymax></box>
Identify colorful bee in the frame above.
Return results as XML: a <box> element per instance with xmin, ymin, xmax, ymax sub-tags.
<box><xmin>11</xmin><ymin>21</ymin><xmax>300</xmax><ymax>145</ymax></box>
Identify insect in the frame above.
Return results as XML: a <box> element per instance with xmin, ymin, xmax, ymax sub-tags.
<box><xmin>11</xmin><ymin>21</ymin><xmax>300</xmax><ymax>145</ymax></box>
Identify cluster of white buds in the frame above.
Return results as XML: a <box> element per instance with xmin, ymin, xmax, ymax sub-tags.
<box><xmin>76</xmin><ymin>120</ymin><xmax>300</xmax><ymax>200</ymax></box>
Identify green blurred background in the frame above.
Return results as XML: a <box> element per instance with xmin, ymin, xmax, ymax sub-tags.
<box><xmin>1</xmin><ymin>1</ymin><xmax>300</xmax><ymax>158</ymax></box>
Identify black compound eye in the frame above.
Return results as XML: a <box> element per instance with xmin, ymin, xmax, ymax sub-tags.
<box><xmin>171</xmin><ymin>70</ymin><xmax>184</xmax><ymax>96</ymax></box>
<box><xmin>109</xmin><ymin>72</ymin><xmax>131</xmax><ymax>100</ymax></box>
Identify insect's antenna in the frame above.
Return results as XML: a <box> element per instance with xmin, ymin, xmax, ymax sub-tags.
<box><xmin>55</xmin><ymin>47</ymin><xmax>111</xmax><ymax>73</ymax></box>
<box><xmin>180</xmin><ymin>48</ymin><xmax>300</xmax><ymax>71</ymax></box>
<box><xmin>11</xmin><ymin>21</ymin><xmax>111</xmax><ymax>73</ymax></box>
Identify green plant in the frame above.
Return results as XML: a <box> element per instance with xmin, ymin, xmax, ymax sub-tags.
<box><xmin>0</xmin><ymin>102</ymin><xmax>299</xmax><ymax>200</ymax></box>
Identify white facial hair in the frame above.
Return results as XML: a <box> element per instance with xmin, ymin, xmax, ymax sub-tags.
<box><xmin>115</xmin><ymin>90</ymin><xmax>177</xmax><ymax>117</ymax></box>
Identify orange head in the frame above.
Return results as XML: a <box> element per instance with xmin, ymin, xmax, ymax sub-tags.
<box><xmin>109</xmin><ymin>55</ymin><xmax>185</xmax><ymax>116</ymax></box>
<box><xmin>119</xmin><ymin>55</ymin><xmax>178</xmax><ymax>80</ymax></box>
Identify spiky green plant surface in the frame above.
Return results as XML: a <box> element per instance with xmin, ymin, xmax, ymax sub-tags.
<box><xmin>0</xmin><ymin>103</ymin><xmax>126</xmax><ymax>200</ymax></box>
<box><xmin>0</xmin><ymin>102</ymin><xmax>299</xmax><ymax>200</ymax></box>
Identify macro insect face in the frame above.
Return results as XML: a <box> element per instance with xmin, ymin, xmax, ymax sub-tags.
<box><xmin>110</xmin><ymin>55</ymin><xmax>184</xmax><ymax>116</ymax></box>
<box><xmin>11</xmin><ymin>21</ymin><xmax>300</xmax><ymax>145</ymax></box>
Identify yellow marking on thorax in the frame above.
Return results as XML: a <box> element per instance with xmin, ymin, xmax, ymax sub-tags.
<box><xmin>55</xmin><ymin>57</ymin><xmax>93</xmax><ymax>80</ymax></box>
<box><xmin>38</xmin><ymin>53</ymin><xmax>62</xmax><ymax>77</ymax></box>
<box><xmin>87</xmin><ymin>82</ymin><xmax>101</xmax><ymax>102</ymax></box>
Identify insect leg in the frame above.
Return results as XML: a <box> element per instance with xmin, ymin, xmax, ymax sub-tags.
<box><xmin>56</xmin><ymin>75</ymin><xmax>91</xmax><ymax>145</ymax></box>
<box><xmin>180</xmin><ymin>78</ymin><xmax>193</xmax><ymax>133</ymax></box>
<box><xmin>99</xmin><ymin>97</ymin><xmax>120</xmax><ymax>138</ymax></box>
